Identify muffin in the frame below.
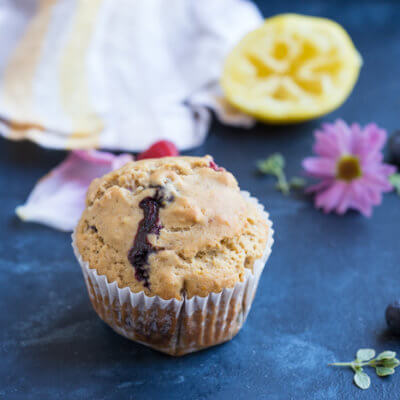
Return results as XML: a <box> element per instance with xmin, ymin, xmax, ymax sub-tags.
<box><xmin>73</xmin><ymin>156</ymin><xmax>273</xmax><ymax>355</ymax></box>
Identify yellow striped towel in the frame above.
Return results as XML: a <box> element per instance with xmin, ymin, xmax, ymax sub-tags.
<box><xmin>0</xmin><ymin>0</ymin><xmax>260</xmax><ymax>151</ymax></box>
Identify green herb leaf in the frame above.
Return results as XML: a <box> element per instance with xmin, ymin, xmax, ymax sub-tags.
<box><xmin>357</xmin><ymin>349</ymin><xmax>376</xmax><ymax>362</ymax></box>
<box><xmin>376</xmin><ymin>367</ymin><xmax>395</xmax><ymax>377</ymax></box>
<box><xmin>382</xmin><ymin>358</ymin><xmax>400</xmax><ymax>368</ymax></box>
<box><xmin>389</xmin><ymin>173</ymin><xmax>400</xmax><ymax>196</ymax></box>
<box><xmin>257</xmin><ymin>154</ymin><xmax>285</xmax><ymax>176</ymax></box>
<box><xmin>377</xmin><ymin>351</ymin><xmax>396</xmax><ymax>361</ymax></box>
<box><xmin>354</xmin><ymin>371</ymin><xmax>371</xmax><ymax>390</ymax></box>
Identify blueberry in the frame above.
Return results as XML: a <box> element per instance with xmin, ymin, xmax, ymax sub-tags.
<box><xmin>385</xmin><ymin>300</ymin><xmax>400</xmax><ymax>335</ymax></box>
<box><xmin>389</xmin><ymin>131</ymin><xmax>400</xmax><ymax>165</ymax></box>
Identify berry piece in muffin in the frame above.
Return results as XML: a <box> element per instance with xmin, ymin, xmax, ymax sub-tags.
<box><xmin>127</xmin><ymin>187</ymin><xmax>173</xmax><ymax>288</ymax></box>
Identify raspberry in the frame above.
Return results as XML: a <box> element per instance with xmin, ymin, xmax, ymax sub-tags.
<box><xmin>209</xmin><ymin>160</ymin><xmax>224</xmax><ymax>171</ymax></box>
<box><xmin>137</xmin><ymin>140</ymin><xmax>178</xmax><ymax>160</ymax></box>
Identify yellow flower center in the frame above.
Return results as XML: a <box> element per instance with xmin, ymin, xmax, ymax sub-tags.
<box><xmin>336</xmin><ymin>155</ymin><xmax>362</xmax><ymax>182</ymax></box>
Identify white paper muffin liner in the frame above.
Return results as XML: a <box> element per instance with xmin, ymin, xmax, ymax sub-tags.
<box><xmin>72</xmin><ymin>191</ymin><xmax>274</xmax><ymax>356</ymax></box>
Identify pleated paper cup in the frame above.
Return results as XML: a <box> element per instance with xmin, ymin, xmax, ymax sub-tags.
<box><xmin>72</xmin><ymin>192</ymin><xmax>274</xmax><ymax>356</ymax></box>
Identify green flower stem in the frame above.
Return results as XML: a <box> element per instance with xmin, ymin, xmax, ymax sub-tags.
<box><xmin>329</xmin><ymin>362</ymin><xmax>358</xmax><ymax>367</ymax></box>
<box><xmin>276</xmin><ymin>171</ymin><xmax>290</xmax><ymax>195</ymax></box>
<box><xmin>330</xmin><ymin>360</ymin><xmax>398</xmax><ymax>368</ymax></box>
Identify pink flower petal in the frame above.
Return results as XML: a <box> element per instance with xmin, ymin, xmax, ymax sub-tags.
<box><xmin>353</xmin><ymin>123</ymin><xmax>387</xmax><ymax>163</ymax></box>
<box><xmin>380</xmin><ymin>163</ymin><xmax>397</xmax><ymax>176</ymax></box>
<box><xmin>315</xmin><ymin>181</ymin><xmax>346</xmax><ymax>214</ymax></box>
<box><xmin>333</xmin><ymin>120</ymin><xmax>353</xmax><ymax>154</ymax></box>
<box><xmin>336</xmin><ymin>185</ymin><xmax>352</xmax><ymax>214</ymax></box>
<box><xmin>348</xmin><ymin>181</ymin><xmax>373</xmax><ymax>217</ymax></box>
<box><xmin>313</xmin><ymin>131</ymin><xmax>341</xmax><ymax>158</ymax></box>
<box><xmin>74</xmin><ymin>150</ymin><xmax>133</xmax><ymax>170</ymax></box>
<box><xmin>322</xmin><ymin>120</ymin><xmax>352</xmax><ymax>154</ymax></box>
<box><xmin>356</xmin><ymin>178</ymin><xmax>381</xmax><ymax>206</ymax></box>
<box><xmin>16</xmin><ymin>150</ymin><xmax>133</xmax><ymax>231</ymax></box>
<box><xmin>302</xmin><ymin>157</ymin><xmax>336</xmax><ymax>178</ymax></box>
<box><xmin>363</xmin><ymin>168</ymin><xmax>395</xmax><ymax>192</ymax></box>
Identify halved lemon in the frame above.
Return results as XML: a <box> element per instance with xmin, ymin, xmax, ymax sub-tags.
<box><xmin>221</xmin><ymin>14</ymin><xmax>362</xmax><ymax>123</ymax></box>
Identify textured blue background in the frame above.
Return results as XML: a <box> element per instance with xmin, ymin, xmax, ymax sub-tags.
<box><xmin>1</xmin><ymin>1</ymin><xmax>400</xmax><ymax>399</ymax></box>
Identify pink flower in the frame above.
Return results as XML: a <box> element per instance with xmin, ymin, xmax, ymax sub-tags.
<box><xmin>302</xmin><ymin>120</ymin><xmax>396</xmax><ymax>217</ymax></box>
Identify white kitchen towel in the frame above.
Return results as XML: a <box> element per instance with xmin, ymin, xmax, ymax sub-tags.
<box><xmin>0</xmin><ymin>0</ymin><xmax>260</xmax><ymax>151</ymax></box>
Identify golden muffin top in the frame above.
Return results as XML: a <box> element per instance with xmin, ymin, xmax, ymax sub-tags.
<box><xmin>75</xmin><ymin>156</ymin><xmax>269</xmax><ymax>300</ymax></box>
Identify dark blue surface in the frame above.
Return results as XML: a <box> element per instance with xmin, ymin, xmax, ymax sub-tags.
<box><xmin>1</xmin><ymin>1</ymin><xmax>400</xmax><ymax>399</ymax></box>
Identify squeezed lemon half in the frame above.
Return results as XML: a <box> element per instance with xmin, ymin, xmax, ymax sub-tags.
<box><xmin>221</xmin><ymin>14</ymin><xmax>362</xmax><ymax>123</ymax></box>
